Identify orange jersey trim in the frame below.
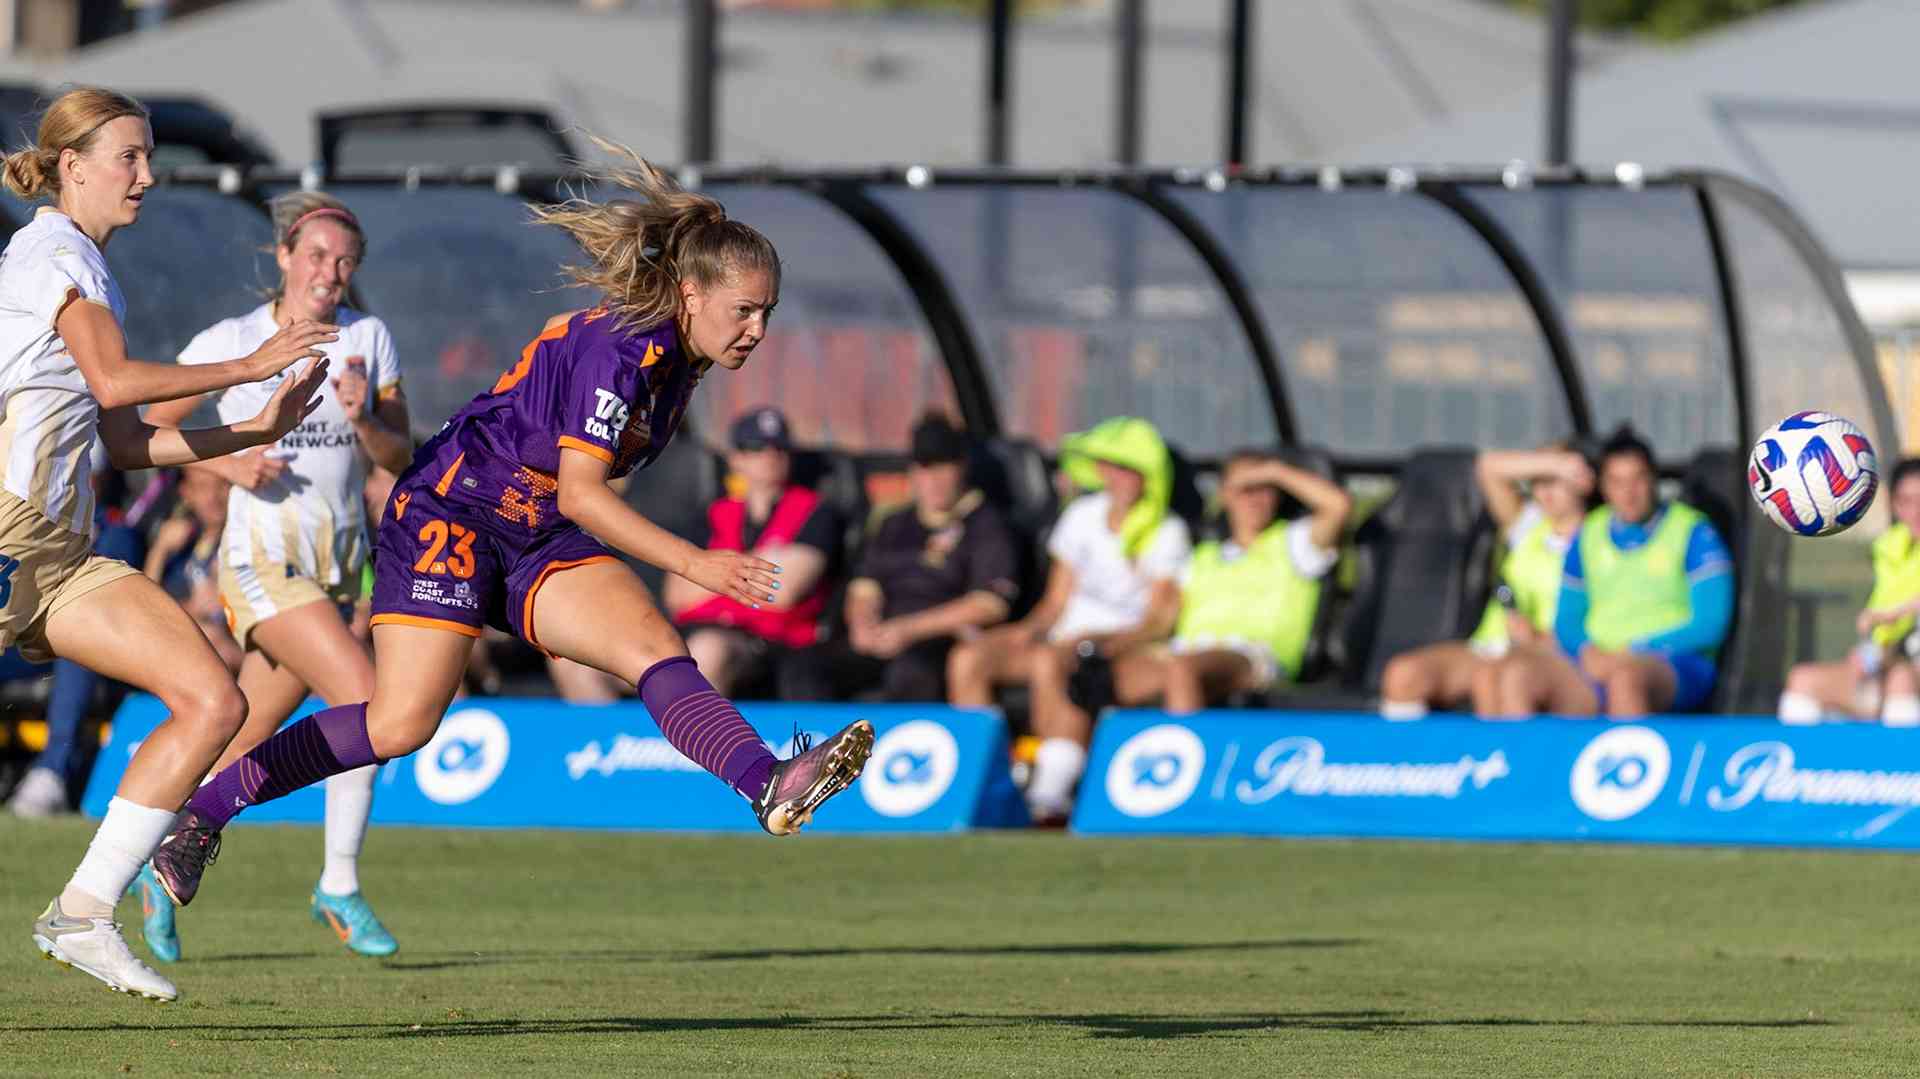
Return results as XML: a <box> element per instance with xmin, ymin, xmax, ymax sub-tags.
<box><xmin>521</xmin><ymin>555</ymin><xmax>618</xmax><ymax>655</ymax></box>
<box><xmin>493</xmin><ymin>316</ymin><xmax>573</xmax><ymax>394</ymax></box>
<box><xmin>556</xmin><ymin>436</ymin><xmax>615</xmax><ymax>464</ymax></box>
<box><xmin>370</xmin><ymin>612</ymin><xmax>483</xmax><ymax>638</ymax></box>
<box><xmin>433</xmin><ymin>452</ymin><xmax>467</xmax><ymax>497</ymax></box>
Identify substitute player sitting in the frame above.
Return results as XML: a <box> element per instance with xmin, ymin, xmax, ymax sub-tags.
<box><xmin>1485</xmin><ymin>427</ymin><xmax>1733</xmax><ymax>718</ymax></box>
<box><xmin>1101</xmin><ymin>449</ymin><xmax>1349</xmax><ymax>713</ymax></box>
<box><xmin>145</xmin><ymin>145</ymin><xmax>875</xmax><ymax>933</ymax></box>
<box><xmin>1778</xmin><ymin>458</ymin><xmax>1920</xmax><ymax>725</ymax></box>
<box><xmin>1377</xmin><ymin>444</ymin><xmax>1593</xmax><ymax>719</ymax></box>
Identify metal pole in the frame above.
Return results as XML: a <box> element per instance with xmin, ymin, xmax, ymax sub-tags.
<box><xmin>1116</xmin><ymin>0</ymin><xmax>1144</xmax><ymax>165</ymax></box>
<box><xmin>986</xmin><ymin>0</ymin><xmax>1012</xmax><ymax>165</ymax></box>
<box><xmin>685</xmin><ymin>0</ymin><xmax>717</xmax><ymax>163</ymax></box>
<box><xmin>1544</xmin><ymin>0</ymin><xmax>1575</xmax><ymax>166</ymax></box>
<box><xmin>1225</xmin><ymin>0</ymin><xmax>1252</xmax><ymax>166</ymax></box>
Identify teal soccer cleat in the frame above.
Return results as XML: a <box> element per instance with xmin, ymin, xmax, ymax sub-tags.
<box><xmin>311</xmin><ymin>891</ymin><xmax>398</xmax><ymax>957</ymax></box>
<box><xmin>127</xmin><ymin>863</ymin><xmax>180</xmax><ymax>964</ymax></box>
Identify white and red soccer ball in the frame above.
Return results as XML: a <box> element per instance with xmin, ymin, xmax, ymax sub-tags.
<box><xmin>1749</xmin><ymin>411</ymin><xmax>1879</xmax><ymax>537</ymax></box>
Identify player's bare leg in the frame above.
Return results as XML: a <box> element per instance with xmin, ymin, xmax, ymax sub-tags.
<box><xmin>532</xmin><ymin>560</ymin><xmax>872</xmax><ymax>835</ymax></box>
<box><xmin>35</xmin><ymin>575</ymin><xmax>251</xmax><ymax>1001</ymax></box>
<box><xmin>150</xmin><ymin>626</ymin><xmax>470</xmax><ymax>912</ymax></box>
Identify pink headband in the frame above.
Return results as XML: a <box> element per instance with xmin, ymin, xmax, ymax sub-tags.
<box><xmin>287</xmin><ymin>206</ymin><xmax>360</xmax><ymax>240</ymax></box>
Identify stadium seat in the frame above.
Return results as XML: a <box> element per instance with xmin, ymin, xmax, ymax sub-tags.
<box><xmin>789</xmin><ymin>447</ymin><xmax>871</xmax><ymax>561</ymax></box>
<box><xmin>1326</xmin><ymin>447</ymin><xmax>1492</xmax><ymax>695</ymax></box>
<box><xmin>1679</xmin><ymin>444</ymin><xmax>1785</xmax><ymax>712</ymax></box>
<box><xmin>973</xmin><ymin>437</ymin><xmax>1058</xmax><ymax>619</ymax></box>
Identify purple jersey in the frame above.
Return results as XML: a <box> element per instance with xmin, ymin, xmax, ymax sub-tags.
<box><xmin>404</xmin><ymin>308</ymin><xmax>707</xmax><ymax>535</ymax></box>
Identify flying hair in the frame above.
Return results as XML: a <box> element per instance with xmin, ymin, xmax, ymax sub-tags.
<box><xmin>530</xmin><ymin>136</ymin><xmax>781</xmax><ymax>332</ymax></box>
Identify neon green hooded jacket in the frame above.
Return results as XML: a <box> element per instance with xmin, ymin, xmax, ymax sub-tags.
<box><xmin>1059</xmin><ymin>417</ymin><xmax>1173</xmax><ymax>560</ymax></box>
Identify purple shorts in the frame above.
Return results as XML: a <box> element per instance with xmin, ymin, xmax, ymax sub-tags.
<box><xmin>368</xmin><ymin>473</ymin><xmax>616</xmax><ymax>651</ymax></box>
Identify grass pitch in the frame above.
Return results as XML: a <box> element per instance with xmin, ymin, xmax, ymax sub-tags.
<box><xmin>4</xmin><ymin>818</ymin><xmax>1919</xmax><ymax>1077</ymax></box>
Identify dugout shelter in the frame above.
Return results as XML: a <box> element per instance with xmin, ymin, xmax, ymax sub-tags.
<box><xmin>0</xmin><ymin>164</ymin><xmax>1887</xmax><ymax>715</ymax></box>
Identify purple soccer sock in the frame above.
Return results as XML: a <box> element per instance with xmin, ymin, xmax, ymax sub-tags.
<box><xmin>187</xmin><ymin>703</ymin><xmax>381</xmax><ymax>829</ymax></box>
<box><xmin>639</xmin><ymin>656</ymin><xmax>776</xmax><ymax>800</ymax></box>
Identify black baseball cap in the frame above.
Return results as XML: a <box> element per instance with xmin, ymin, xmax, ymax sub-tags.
<box><xmin>731</xmin><ymin>407</ymin><xmax>791</xmax><ymax>451</ymax></box>
<box><xmin>910</xmin><ymin>415</ymin><xmax>969</xmax><ymax>465</ymax></box>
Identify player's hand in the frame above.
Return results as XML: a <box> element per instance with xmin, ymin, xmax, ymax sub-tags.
<box><xmin>685</xmin><ymin>549</ymin><xmax>780</xmax><ymax>609</ymax></box>
<box><xmin>149</xmin><ymin>516</ymin><xmax>195</xmax><ymax>559</ymax></box>
<box><xmin>244</xmin><ymin>357</ymin><xmax>330</xmax><ymax>443</ymax></box>
<box><xmin>243</xmin><ymin>319</ymin><xmax>337</xmax><ymax>382</ymax></box>
<box><xmin>1555</xmin><ymin>452</ymin><xmax>1595</xmax><ymax>495</ymax></box>
<box><xmin>848</xmin><ymin>619</ymin><xmax>883</xmax><ymax>655</ymax></box>
<box><xmin>866</xmin><ymin>621</ymin><xmax>909</xmax><ymax>659</ymax></box>
<box><xmin>225</xmin><ymin>447</ymin><xmax>287</xmax><ymax>491</ymax></box>
<box><xmin>1505</xmin><ymin>611</ymin><xmax>1537</xmax><ymax>646</ymax></box>
<box><xmin>1857</xmin><ymin>608</ymin><xmax>1894</xmax><ymax>635</ymax></box>
<box><xmin>1577</xmin><ymin>644</ymin><xmax>1616</xmax><ymax>680</ymax></box>
<box><xmin>332</xmin><ymin>355</ymin><xmax>369</xmax><ymax>421</ymax></box>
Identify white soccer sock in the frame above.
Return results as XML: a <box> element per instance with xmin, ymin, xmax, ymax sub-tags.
<box><xmin>1379</xmin><ymin>700</ymin><xmax>1429</xmax><ymax>721</ymax></box>
<box><xmin>318</xmin><ymin>765</ymin><xmax>377</xmax><ymax>897</ymax></box>
<box><xmin>1883</xmin><ymin>695</ymin><xmax>1920</xmax><ymax>728</ymax></box>
<box><xmin>1027</xmin><ymin>738</ymin><xmax>1088</xmax><ymax>817</ymax></box>
<box><xmin>62</xmin><ymin>798</ymin><xmax>178</xmax><ymax>916</ymax></box>
<box><xmin>1777</xmin><ymin>690</ymin><xmax>1823</xmax><ymax>726</ymax></box>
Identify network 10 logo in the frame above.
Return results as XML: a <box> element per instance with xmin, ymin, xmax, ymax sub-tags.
<box><xmin>1105</xmin><ymin>724</ymin><xmax>1207</xmax><ymax>818</ymax></box>
<box><xmin>1569</xmin><ymin>726</ymin><xmax>1672</xmax><ymax>822</ymax></box>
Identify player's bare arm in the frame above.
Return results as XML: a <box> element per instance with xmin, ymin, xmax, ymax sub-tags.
<box><xmin>554</xmin><ymin>445</ymin><xmax>779</xmax><ymax>609</ymax></box>
<box><xmin>99</xmin><ymin>357</ymin><xmax>329</xmax><ymax>469</ymax></box>
<box><xmin>60</xmin><ymin>298</ymin><xmax>335</xmax><ymax>409</ymax></box>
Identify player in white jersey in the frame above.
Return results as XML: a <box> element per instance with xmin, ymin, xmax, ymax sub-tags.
<box><xmin>137</xmin><ymin>192</ymin><xmax>412</xmax><ymax>960</ymax></box>
<box><xmin>10</xmin><ymin>87</ymin><xmax>332</xmax><ymax>1002</ymax></box>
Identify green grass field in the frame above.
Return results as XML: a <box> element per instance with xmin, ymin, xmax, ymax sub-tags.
<box><xmin>5</xmin><ymin>818</ymin><xmax>1920</xmax><ymax>1077</ymax></box>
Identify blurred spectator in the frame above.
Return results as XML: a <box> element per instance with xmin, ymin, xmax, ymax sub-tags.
<box><xmin>1778</xmin><ymin>458</ymin><xmax>1920</xmax><ymax>725</ymax></box>
<box><xmin>779</xmin><ymin>413</ymin><xmax>1018</xmax><ymax>702</ymax></box>
<box><xmin>1378</xmin><ymin>445</ymin><xmax>1594</xmax><ymax>719</ymax></box>
<box><xmin>1486</xmin><ymin>427</ymin><xmax>1733</xmax><ymax>718</ymax></box>
<box><xmin>1099</xmin><ymin>450</ymin><xmax>1349</xmax><ymax>714</ymax></box>
<box><xmin>145</xmin><ymin>467</ymin><xmax>242</xmax><ymax>673</ymax></box>
<box><xmin>948</xmin><ymin>416</ymin><xmax>1191</xmax><ymax>822</ymax></box>
<box><xmin>665</xmin><ymin>406</ymin><xmax>841</xmax><ymax>696</ymax></box>
<box><xmin>5</xmin><ymin>464</ymin><xmax>150</xmax><ymax>817</ymax></box>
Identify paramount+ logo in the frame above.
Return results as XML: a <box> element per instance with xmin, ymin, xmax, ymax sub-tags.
<box><xmin>1569</xmin><ymin>726</ymin><xmax>1671</xmax><ymax>822</ymax></box>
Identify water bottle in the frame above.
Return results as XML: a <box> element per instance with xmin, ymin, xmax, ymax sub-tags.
<box><xmin>1857</xmin><ymin>638</ymin><xmax>1884</xmax><ymax>678</ymax></box>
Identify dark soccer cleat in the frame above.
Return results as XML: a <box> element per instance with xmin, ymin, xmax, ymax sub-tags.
<box><xmin>753</xmin><ymin>719</ymin><xmax>874</xmax><ymax>836</ymax></box>
<box><xmin>149</xmin><ymin>808</ymin><xmax>222</xmax><ymax>908</ymax></box>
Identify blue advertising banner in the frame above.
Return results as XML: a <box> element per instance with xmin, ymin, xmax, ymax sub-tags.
<box><xmin>1074</xmin><ymin>710</ymin><xmax>1920</xmax><ymax>849</ymax></box>
<box><xmin>84</xmin><ymin>699</ymin><xmax>1027</xmax><ymax>833</ymax></box>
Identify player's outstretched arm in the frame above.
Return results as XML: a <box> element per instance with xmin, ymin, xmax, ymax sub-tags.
<box><xmin>99</xmin><ymin>358</ymin><xmax>331</xmax><ymax>469</ymax></box>
<box><xmin>556</xmin><ymin>446</ymin><xmax>780</xmax><ymax>609</ymax></box>
<box><xmin>60</xmin><ymin>299</ymin><xmax>336</xmax><ymax>410</ymax></box>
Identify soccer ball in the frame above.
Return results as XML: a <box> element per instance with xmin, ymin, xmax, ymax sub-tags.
<box><xmin>1748</xmin><ymin>411</ymin><xmax>1879</xmax><ymax>537</ymax></box>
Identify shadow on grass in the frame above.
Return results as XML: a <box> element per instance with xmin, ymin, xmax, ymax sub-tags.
<box><xmin>1</xmin><ymin>1012</ymin><xmax>1841</xmax><ymax>1042</ymax></box>
<box><xmin>376</xmin><ymin>937</ymin><xmax>1364</xmax><ymax>971</ymax></box>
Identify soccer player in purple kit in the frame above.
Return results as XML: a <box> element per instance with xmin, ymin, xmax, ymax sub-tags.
<box><xmin>144</xmin><ymin>145</ymin><xmax>876</xmax><ymax>941</ymax></box>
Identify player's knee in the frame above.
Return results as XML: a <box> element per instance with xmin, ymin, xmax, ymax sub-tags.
<box><xmin>200</xmin><ymin>682</ymin><xmax>249</xmax><ymax>744</ymax></box>
<box><xmin>1605</xmin><ymin>670</ymin><xmax>1649</xmax><ymax>713</ymax></box>
<box><xmin>946</xmin><ymin>642</ymin><xmax>985</xmax><ymax>684</ymax></box>
<box><xmin>1381</xmin><ymin>654</ymin><xmax>1426</xmax><ymax>701</ymax></box>
<box><xmin>366</xmin><ymin>704</ymin><xmax>442</xmax><ymax>759</ymax></box>
<box><xmin>1029</xmin><ymin>646</ymin><xmax>1068</xmax><ymax>686</ymax></box>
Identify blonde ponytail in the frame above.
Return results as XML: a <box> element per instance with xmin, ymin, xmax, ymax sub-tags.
<box><xmin>1</xmin><ymin>86</ymin><xmax>148</xmax><ymax>200</ymax></box>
